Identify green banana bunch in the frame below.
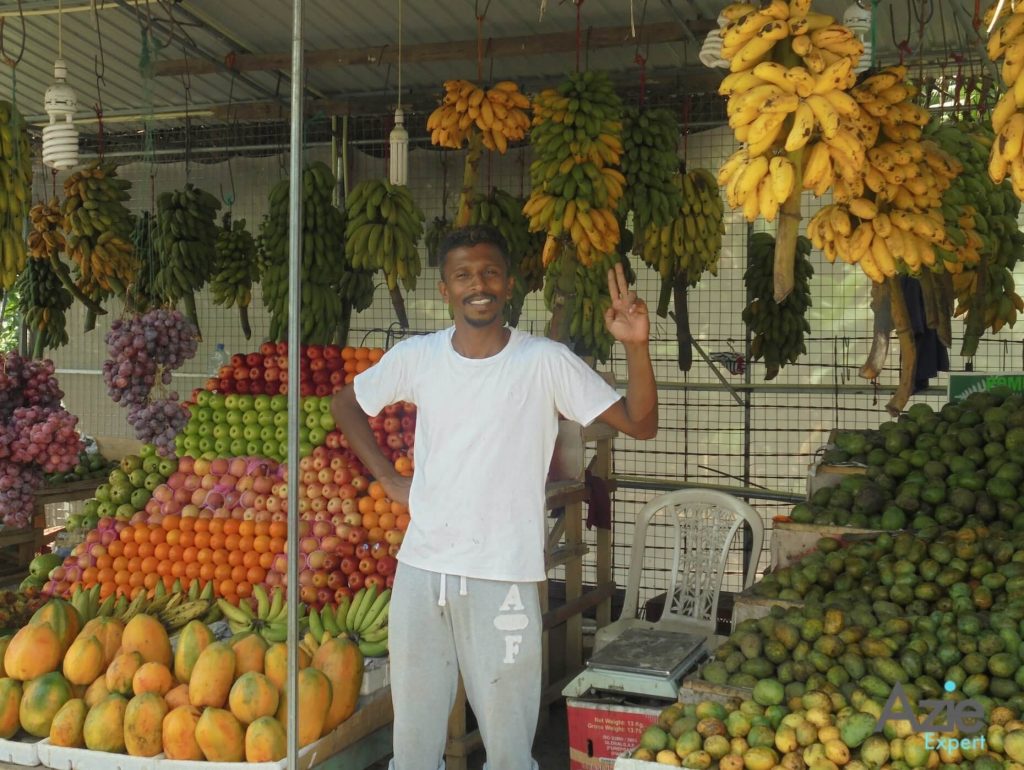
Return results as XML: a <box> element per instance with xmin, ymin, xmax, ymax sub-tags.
<box><xmin>543</xmin><ymin>247</ymin><xmax>616</xmax><ymax>363</ymax></box>
<box><xmin>216</xmin><ymin>585</ymin><xmax>292</xmax><ymax>642</ymax></box>
<box><xmin>336</xmin><ymin>268</ymin><xmax>375</xmax><ymax>313</ymax></box>
<box><xmin>424</xmin><ymin>216</ymin><xmax>452</xmax><ymax>265</ymax></box>
<box><xmin>211</xmin><ymin>215</ymin><xmax>260</xmax><ymax>339</ymax></box>
<box><xmin>260</xmin><ymin>161</ymin><xmax>347</xmax><ymax>344</ymax></box>
<box><xmin>154</xmin><ymin>183</ymin><xmax>222</xmax><ymax>331</ymax></box>
<box><xmin>743</xmin><ymin>232</ymin><xmax>813</xmax><ymax>380</ymax></box>
<box><xmin>127</xmin><ymin>210</ymin><xmax>162</xmax><ymax>312</ymax></box>
<box><xmin>62</xmin><ymin>161</ymin><xmax>137</xmax><ymax>299</ymax></box>
<box><xmin>345</xmin><ymin>179</ymin><xmax>425</xmax><ymax>291</ymax></box>
<box><xmin>621</xmin><ymin>107</ymin><xmax>683</xmax><ymax>238</ymax></box>
<box><xmin>305</xmin><ymin>585</ymin><xmax>391</xmax><ymax>657</ymax></box>
<box><xmin>639</xmin><ymin>169</ymin><xmax>724</xmax><ymax>288</ymax></box>
<box><xmin>928</xmin><ymin>120</ymin><xmax>1024</xmax><ymax>355</ymax></box>
<box><xmin>0</xmin><ymin>100</ymin><xmax>32</xmax><ymax>290</ymax></box>
<box><xmin>467</xmin><ymin>188</ymin><xmax>540</xmax><ymax>326</ymax></box>
<box><xmin>17</xmin><ymin>256</ymin><xmax>73</xmax><ymax>355</ymax></box>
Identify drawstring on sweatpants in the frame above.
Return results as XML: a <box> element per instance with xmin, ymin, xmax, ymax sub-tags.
<box><xmin>437</xmin><ymin>573</ymin><xmax>469</xmax><ymax>607</ymax></box>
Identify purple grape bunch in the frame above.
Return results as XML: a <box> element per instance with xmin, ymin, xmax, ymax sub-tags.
<box><xmin>103</xmin><ymin>308</ymin><xmax>198</xmax><ymax>456</ymax></box>
<box><xmin>0</xmin><ymin>353</ymin><xmax>81</xmax><ymax>528</ymax></box>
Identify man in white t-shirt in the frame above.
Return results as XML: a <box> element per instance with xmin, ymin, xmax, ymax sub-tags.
<box><xmin>331</xmin><ymin>224</ymin><xmax>657</xmax><ymax>770</ymax></box>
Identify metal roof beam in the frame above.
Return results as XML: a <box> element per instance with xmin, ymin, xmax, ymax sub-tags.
<box><xmin>153</xmin><ymin>20</ymin><xmax>717</xmax><ymax>78</ymax></box>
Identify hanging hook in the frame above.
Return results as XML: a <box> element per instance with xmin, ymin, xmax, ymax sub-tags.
<box><xmin>0</xmin><ymin>0</ymin><xmax>26</xmax><ymax>69</ymax></box>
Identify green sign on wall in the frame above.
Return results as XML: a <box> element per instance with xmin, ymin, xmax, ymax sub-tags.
<box><xmin>948</xmin><ymin>372</ymin><xmax>1024</xmax><ymax>403</ymax></box>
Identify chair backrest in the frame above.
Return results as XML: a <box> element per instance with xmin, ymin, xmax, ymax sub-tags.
<box><xmin>620</xmin><ymin>489</ymin><xmax>765</xmax><ymax>633</ymax></box>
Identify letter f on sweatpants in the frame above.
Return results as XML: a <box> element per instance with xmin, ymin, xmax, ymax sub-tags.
<box><xmin>387</xmin><ymin>563</ymin><xmax>542</xmax><ymax>770</ymax></box>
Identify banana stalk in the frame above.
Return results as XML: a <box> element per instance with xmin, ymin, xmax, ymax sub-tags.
<box><xmin>183</xmin><ymin>291</ymin><xmax>202</xmax><ymax>340</ymax></box>
<box><xmin>962</xmin><ymin>253</ymin><xmax>990</xmax><ymax>358</ymax></box>
<box><xmin>455</xmin><ymin>131</ymin><xmax>484</xmax><ymax>228</ymax></box>
<box><xmin>337</xmin><ymin>301</ymin><xmax>353</xmax><ymax>348</ymax></box>
<box><xmin>239</xmin><ymin>306</ymin><xmax>251</xmax><ymax>340</ymax></box>
<box><xmin>546</xmin><ymin>243</ymin><xmax>576</xmax><ymax>343</ymax></box>
<box><xmin>774</xmin><ymin>41</ymin><xmax>804</xmax><ymax>303</ymax></box>
<box><xmin>390</xmin><ymin>286</ymin><xmax>409</xmax><ymax>329</ymax></box>
<box><xmin>48</xmin><ymin>254</ymin><xmax>107</xmax><ymax>316</ymax></box>
<box><xmin>886</xmin><ymin>277</ymin><xmax>917</xmax><ymax>417</ymax></box>
<box><xmin>672</xmin><ymin>275</ymin><xmax>693</xmax><ymax>372</ymax></box>
<box><xmin>860</xmin><ymin>280</ymin><xmax>892</xmax><ymax>381</ymax></box>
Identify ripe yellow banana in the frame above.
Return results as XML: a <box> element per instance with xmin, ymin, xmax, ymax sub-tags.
<box><xmin>768</xmin><ymin>156</ymin><xmax>795</xmax><ymax>202</ymax></box>
<box><xmin>784</xmin><ymin>101</ymin><xmax>815</xmax><ymax>152</ymax></box>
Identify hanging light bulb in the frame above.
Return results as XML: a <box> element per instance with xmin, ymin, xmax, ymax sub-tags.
<box><xmin>43</xmin><ymin>2</ymin><xmax>78</xmax><ymax>170</ymax></box>
<box><xmin>843</xmin><ymin>1</ymin><xmax>874</xmax><ymax>74</ymax></box>
<box><xmin>388</xmin><ymin>0</ymin><xmax>408</xmax><ymax>185</ymax></box>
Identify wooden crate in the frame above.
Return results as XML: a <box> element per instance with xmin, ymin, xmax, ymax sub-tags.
<box><xmin>0</xmin><ymin>526</ymin><xmax>40</xmax><ymax>578</ymax></box>
<box><xmin>770</xmin><ymin>521</ymin><xmax>884</xmax><ymax>570</ymax></box>
<box><xmin>731</xmin><ymin>586</ymin><xmax>804</xmax><ymax>626</ymax></box>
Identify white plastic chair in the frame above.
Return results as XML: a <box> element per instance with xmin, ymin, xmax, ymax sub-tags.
<box><xmin>592</xmin><ymin>489</ymin><xmax>765</xmax><ymax>653</ymax></box>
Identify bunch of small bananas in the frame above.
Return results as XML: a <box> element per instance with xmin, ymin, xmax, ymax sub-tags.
<box><xmin>305</xmin><ymin>586</ymin><xmax>391</xmax><ymax>658</ymax></box>
<box><xmin>261</xmin><ymin>162</ymin><xmax>347</xmax><ymax>343</ymax></box>
<box><xmin>984</xmin><ymin>1</ymin><xmax>1024</xmax><ymax>196</ymax></box>
<box><xmin>620</xmin><ymin>107</ymin><xmax>683</xmax><ymax>235</ymax></box>
<box><xmin>641</xmin><ymin>169</ymin><xmax>725</xmax><ymax>286</ymax></box>
<box><xmin>424</xmin><ymin>216</ymin><xmax>452</xmax><ymax>264</ymax></box>
<box><xmin>69</xmin><ymin>578</ymin><xmax>221</xmax><ymax>629</ymax></box>
<box><xmin>543</xmin><ymin>247</ymin><xmax>616</xmax><ymax>362</ymax></box>
<box><xmin>217</xmin><ymin>586</ymin><xmax>297</xmax><ymax>644</ymax></box>
<box><xmin>932</xmin><ymin>121</ymin><xmax>1024</xmax><ymax>351</ymax></box>
<box><xmin>0</xmin><ymin>101</ymin><xmax>32</xmax><ymax>290</ymax></box>
<box><xmin>805</xmin><ymin>67</ymin><xmax>962</xmax><ymax>282</ymax></box>
<box><xmin>427</xmin><ymin>80</ymin><xmax>531</xmax><ymax>152</ymax></box>
<box><xmin>211</xmin><ymin>216</ymin><xmax>260</xmax><ymax>339</ymax></box>
<box><xmin>525</xmin><ymin>70</ymin><xmax>625</xmax><ymax>268</ymax></box>
<box><xmin>467</xmin><ymin>188</ymin><xmax>538</xmax><ymax>324</ymax></box>
<box><xmin>154</xmin><ymin>184</ymin><xmax>222</xmax><ymax>325</ymax></box>
<box><xmin>717</xmin><ymin>150</ymin><xmax>798</xmax><ymax>222</ymax></box>
<box><xmin>17</xmin><ymin>256</ymin><xmax>72</xmax><ymax>353</ymax></box>
<box><xmin>27</xmin><ymin>199</ymin><xmax>65</xmax><ymax>261</ymax></box>
<box><xmin>62</xmin><ymin>162</ymin><xmax>137</xmax><ymax>297</ymax></box>
<box><xmin>127</xmin><ymin>211</ymin><xmax>162</xmax><ymax>313</ymax></box>
<box><xmin>743</xmin><ymin>232</ymin><xmax>813</xmax><ymax>379</ymax></box>
<box><xmin>345</xmin><ymin>179</ymin><xmax>424</xmax><ymax>291</ymax></box>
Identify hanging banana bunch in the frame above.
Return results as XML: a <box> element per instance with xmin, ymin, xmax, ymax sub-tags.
<box><xmin>28</xmin><ymin>200</ymin><xmax>64</xmax><ymax>262</ymax></box>
<box><xmin>983</xmin><ymin>1</ymin><xmax>1024</xmax><ymax>197</ymax></box>
<box><xmin>713</xmin><ymin>1</ymin><xmax>862</xmax><ymax>300</ymax></box>
<box><xmin>425</xmin><ymin>216</ymin><xmax>453</xmax><ymax>265</ymax></box>
<box><xmin>805</xmin><ymin>67</ymin><xmax>962</xmax><ymax>283</ymax></box>
<box><xmin>743</xmin><ymin>232</ymin><xmax>813</xmax><ymax>380</ymax></box>
<box><xmin>17</xmin><ymin>254</ymin><xmax>73</xmax><ymax>356</ymax></box>
<box><xmin>62</xmin><ymin>162</ymin><xmax>137</xmax><ymax>301</ymax></box>
<box><xmin>344</xmin><ymin>179</ymin><xmax>424</xmax><ymax>328</ymax></box>
<box><xmin>211</xmin><ymin>215</ymin><xmax>260</xmax><ymax>339</ymax></box>
<box><xmin>543</xmin><ymin>248</ymin><xmax>616</xmax><ymax>362</ymax></box>
<box><xmin>620</xmin><ymin>107</ymin><xmax>682</xmax><ymax>244</ymax></box>
<box><xmin>0</xmin><ymin>100</ymin><xmax>31</xmax><ymax>291</ymax></box>
<box><xmin>525</xmin><ymin>70</ymin><xmax>625</xmax><ymax>269</ymax></box>
<box><xmin>261</xmin><ymin>162</ymin><xmax>347</xmax><ymax>344</ymax></box>
<box><xmin>427</xmin><ymin>79</ymin><xmax>531</xmax><ymax>152</ymax></box>
<box><xmin>127</xmin><ymin>211</ymin><xmax>163</xmax><ymax>313</ymax></box>
<box><xmin>467</xmin><ymin>188</ymin><xmax>538</xmax><ymax>326</ymax></box>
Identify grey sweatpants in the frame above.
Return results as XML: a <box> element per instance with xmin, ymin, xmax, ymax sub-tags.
<box><xmin>387</xmin><ymin>562</ymin><xmax>542</xmax><ymax>770</ymax></box>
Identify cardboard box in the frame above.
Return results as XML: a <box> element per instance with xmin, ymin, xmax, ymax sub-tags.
<box><xmin>566</xmin><ymin>697</ymin><xmax>665</xmax><ymax>770</ymax></box>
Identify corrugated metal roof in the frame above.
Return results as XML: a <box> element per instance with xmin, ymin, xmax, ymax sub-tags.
<box><xmin>0</xmin><ymin>0</ymin><xmax>991</xmax><ymax>140</ymax></box>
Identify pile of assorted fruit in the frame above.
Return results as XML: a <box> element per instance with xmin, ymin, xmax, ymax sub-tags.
<box><xmin>0</xmin><ymin>594</ymin><xmax>370</xmax><ymax>761</ymax></box>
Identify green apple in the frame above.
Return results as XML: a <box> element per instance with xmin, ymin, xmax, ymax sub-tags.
<box><xmin>302</xmin><ymin>398</ymin><xmax>319</xmax><ymax>415</ymax></box>
<box><xmin>257</xmin><ymin>411</ymin><xmax>274</xmax><ymax>427</ymax></box>
<box><xmin>273</xmin><ymin>412</ymin><xmax>289</xmax><ymax>428</ymax></box>
<box><xmin>270</xmin><ymin>395</ymin><xmax>287</xmax><ymax>412</ymax></box>
<box><xmin>308</xmin><ymin>426</ymin><xmax>326</xmax><ymax>446</ymax></box>
<box><xmin>158</xmin><ymin>458</ymin><xmax>177</xmax><ymax>476</ymax></box>
<box><xmin>108</xmin><ymin>469</ymin><xmax>129</xmax><ymax>486</ymax></box>
<box><xmin>210</xmin><ymin>394</ymin><xmax>226</xmax><ymax>411</ymax></box>
<box><xmin>243</xmin><ymin>425</ymin><xmax>261</xmax><ymax>441</ymax></box>
<box><xmin>128</xmin><ymin>469</ymin><xmax>147</xmax><ymax>487</ymax></box>
<box><xmin>229</xmin><ymin>438</ymin><xmax>247</xmax><ymax>456</ymax></box>
<box><xmin>144</xmin><ymin>472</ymin><xmax>164</xmax><ymax>491</ymax></box>
<box><xmin>139</xmin><ymin>443</ymin><xmax>157</xmax><ymax>458</ymax></box>
<box><xmin>228</xmin><ymin>425</ymin><xmax>244</xmax><ymax>440</ymax></box>
<box><xmin>115</xmin><ymin>503</ymin><xmax>135</xmax><ymax>519</ymax></box>
<box><xmin>246</xmin><ymin>441</ymin><xmax>262</xmax><ymax>456</ymax></box>
<box><xmin>212</xmin><ymin>424</ymin><xmax>228</xmax><ymax>440</ymax></box>
<box><xmin>226</xmin><ymin>410</ymin><xmax>243</xmax><ymax>426</ymax></box>
<box><xmin>318</xmin><ymin>398</ymin><xmax>333</xmax><ymax>415</ymax></box>
<box><xmin>182</xmin><ymin>436</ymin><xmax>199</xmax><ymax>453</ymax></box>
<box><xmin>254</xmin><ymin>395</ymin><xmax>271</xmax><ymax>412</ymax></box>
<box><xmin>196</xmin><ymin>390</ymin><xmax>212</xmax><ymax>407</ymax></box>
<box><xmin>260</xmin><ymin>426</ymin><xmax>276</xmax><ymax>442</ymax></box>
<box><xmin>198</xmin><ymin>423</ymin><xmax>213</xmax><ymax>438</ymax></box>
<box><xmin>262</xmin><ymin>440</ymin><xmax>279</xmax><ymax>459</ymax></box>
<box><xmin>211</xmin><ymin>410</ymin><xmax>226</xmax><ymax>425</ymax></box>
<box><xmin>131</xmin><ymin>488</ymin><xmax>151</xmax><ymax>509</ymax></box>
<box><xmin>300</xmin><ymin>426</ymin><xmax>311</xmax><ymax>443</ymax></box>
<box><xmin>299</xmin><ymin>441</ymin><xmax>314</xmax><ymax>458</ymax></box>
<box><xmin>183</xmin><ymin>421</ymin><xmax>199</xmax><ymax>436</ymax></box>
<box><xmin>237</xmin><ymin>395</ymin><xmax>255</xmax><ymax>411</ymax></box>
<box><xmin>319</xmin><ymin>412</ymin><xmax>335</xmax><ymax>431</ymax></box>
<box><xmin>197</xmin><ymin>406</ymin><xmax>212</xmax><ymax>423</ymax></box>
<box><xmin>201</xmin><ymin>450</ymin><xmax>217</xmax><ymax>461</ymax></box>
<box><xmin>225</xmin><ymin>394</ymin><xmax>239</xmax><ymax>410</ymax></box>
<box><xmin>275</xmin><ymin>426</ymin><xmax>288</xmax><ymax>443</ymax></box>
<box><xmin>242</xmin><ymin>411</ymin><xmax>259</xmax><ymax>426</ymax></box>
<box><xmin>142</xmin><ymin>455</ymin><xmax>161</xmax><ymax>474</ymax></box>
<box><xmin>199</xmin><ymin>437</ymin><xmax>214</xmax><ymax>453</ymax></box>
<box><xmin>120</xmin><ymin>455</ymin><xmax>142</xmax><ymax>474</ymax></box>
<box><xmin>304</xmin><ymin>412</ymin><xmax>320</xmax><ymax>430</ymax></box>
<box><xmin>214</xmin><ymin>438</ymin><xmax>230</xmax><ymax>454</ymax></box>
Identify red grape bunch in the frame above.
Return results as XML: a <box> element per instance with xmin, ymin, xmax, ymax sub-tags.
<box><xmin>103</xmin><ymin>308</ymin><xmax>198</xmax><ymax>455</ymax></box>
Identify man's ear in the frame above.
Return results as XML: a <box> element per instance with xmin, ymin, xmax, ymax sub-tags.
<box><xmin>438</xmin><ymin>279</ymin><xmax>449</xmax><ymax>304</ymax></box>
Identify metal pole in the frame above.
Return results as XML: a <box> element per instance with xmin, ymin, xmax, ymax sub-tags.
<box><xmin>286</xmin><ymin>0</ymin><xmax>304</xmax><ymax>768</ymax></box>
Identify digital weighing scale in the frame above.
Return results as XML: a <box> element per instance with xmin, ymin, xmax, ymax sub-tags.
<box><xmin>562</xmin><ymin>627</ymin><xmax>709</xmax><ymax>700</ymax></box>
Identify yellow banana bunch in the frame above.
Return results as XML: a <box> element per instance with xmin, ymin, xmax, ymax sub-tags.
<box><xmin>426</xmin><ymin>79</ymin><xmax>531</xmax><ymax>153</ymax></box>
<box><xmin>717</xmin><ymin>149</ymin><xmax>798</xmax><ymax>222</ymax></box>
<box><xmin>984</xmin><ymin>2</ymin><xmax>1024</xmax><ymax>198</ymax></box>
<box><xmin>0</xmin><ymin>100</ymin><xmax>32</xmax><ymax>290</ymax></box>
<box><xmin>63</xmin><ymin>162</ymin><xmax>138</xmax><ymax>298</ymax></box>
<box><xmin>28</xmin><ymin>200</ymin><xmax>65</xmax><ymax>261</ymax></box>
<box><xmin>524</xmin><ymin>70</ymin><xmax>625</xmax><ymax>268</ymax></box>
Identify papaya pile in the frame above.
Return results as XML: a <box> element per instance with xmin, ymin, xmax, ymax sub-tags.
<box><xmin>630</xmin><ymin>690</ymin><xmax>1024</xmax><ymax>769</ymax></box>
<box><xmin>794</xmin><ymin>388</ymin><xmax>1024</xmax><ymax>532</ymax></box>
<box><xmin>0</xmin><ymin>597</ymin><xmax>365</xmax><ymax>761</ymax></box>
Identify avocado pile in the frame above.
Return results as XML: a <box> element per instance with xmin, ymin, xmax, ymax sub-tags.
<box><xmin>752</xmin><ymin>529</ymin><xmax>1024</xmax><ymax>612</ymax></box>
<box><xmin>793</xmin><ymin>389</ymin><xmax>1024</xmax><ymax>532</ymax></box>
<box><xmin>630</xmin><ymin>691</ymin><xmax>1024</xmax><ymax>769</ymax></box>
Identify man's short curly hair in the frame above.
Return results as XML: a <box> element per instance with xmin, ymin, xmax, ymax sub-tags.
<box><xmin>436</xmin><ymin>225</ymin><xmax>511</xmax><ymax>278</ymax></box>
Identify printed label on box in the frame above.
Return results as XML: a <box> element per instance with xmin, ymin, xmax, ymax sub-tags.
<box><xmin>566</xmin><ymin>700</ymin><xmax>662</xmax><ymax>770</ymax></box>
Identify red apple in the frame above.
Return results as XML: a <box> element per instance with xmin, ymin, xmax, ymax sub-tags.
<box><xmin>333</xmin><ymin>586</ymin><xmax>352</xmax><ymax>604</ymax></box>
<box><xmin>347</xmin><ymin>572</ymin><xmax>365</xmax><ymax>590</ymax></box>
<box><xmin>347</xmin><ymin>526</ymin><xmax>368</xmax><ymax>545</ymax></box>
<box><xmin>383</xmin><ymin>404</ymin><xmax>402</xmax><ymax>417</ymax></box>
<box><xmin>350</xmin><ymin>476</ymin><xmax>368</xmax><ymax>492</ymax></box>
<box><xmin>383</xmin><ymin>417</ymin><xmax>401</xmax><ymax>434</ymax></box>
<box><xmin>355</xmin><ymin>542</ymin><xmax>371</xmax><ymax>559</ymax></box>
<box><xmin>358</xmin><ymin>557</ymin><xmax>376</xmax><ymax>575</ymax></box>
<box><xmin>364</xmin><ymin>574</ymin><xmax>386</xmax><ymax>591</ymax></box>
<box><xmin>386</xmin><ymin>574</ymin><xmax>395</xmax><ymax>589</ymax></box>
<box><xmin>300</xmin><ymin>585</ymin><xmax>318</xmax><ymax>604</ymax></box>
<box><xmin>386</xmin><ymin>434</ymin><xmax>405</xmax><ymax>450</ymax></box>
<box><xmin>339</xmin><ymin>556</ymin><xmax>358</xmax><ymax>575</ymax></box>
<box><xmin>230</xmin><ymin>354</ymin><xmax>245</xmax><ymax>368</ymax></box>
<box><xmin>401</xmin><ymin>415</ymin><xmax>415</xmax><ymax>431</ymax></box>
<box><xmin>376</xmin><ymin>555</ymin><xmax>398</xmax><ymax>576</ymax></box>
<box><xmin>388</xmin><ymin>543</ymin><xmax>402</xmax><ymax>557</ymax></box>
<box><xmin>403</xmin><ymin>431</ymin><xmax>415</xmax><ymax>448</ymax></box>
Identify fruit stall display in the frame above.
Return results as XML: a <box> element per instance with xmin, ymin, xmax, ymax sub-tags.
<box><xmin>0</xmin><ymin>592</ymin><xmax>375</xmax><ymax>762</ymax></box>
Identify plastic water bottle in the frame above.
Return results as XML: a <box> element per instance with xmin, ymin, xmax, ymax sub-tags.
<box><xmin>209</xmin><ymin>343</ymin><xmax>229</xmax><ymax>376</ymax></box>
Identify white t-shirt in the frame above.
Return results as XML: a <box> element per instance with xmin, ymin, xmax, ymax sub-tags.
<box><xmin>353</xmin><ymin>326</ymin><xmax>621</xmax><ymax>582</ymax></box>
